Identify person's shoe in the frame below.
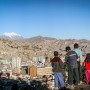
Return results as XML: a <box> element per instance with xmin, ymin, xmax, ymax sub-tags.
<box><xmin>77</xmin><ymin>81</ymin><xmax>83</xmax><ymax>85</ymax></box>
<box><xmin>66</xmin><ymin>84</ymin><xmax>70</xmax><ymax>88</ymax></box>
<box><xmin>80</xmin><ymin>81</ymin><xmax>84</xmax><ymax>84</ymax></box>
<box><xmin>54</xmin><ymin>87</ymin><xmax>59</xmax><ymax>90</ymax></box>
<box><xmin>70</xmin><ymin>85</ymin><xmax>74</xmax><ymax>89</ymax></box>
<box><xmin>67</xmin><ymin>84</ymin><xmax>74</xmax><ymax>89</ymax></box>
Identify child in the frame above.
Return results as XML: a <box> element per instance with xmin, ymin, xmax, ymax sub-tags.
<box><xmin>51</xmin><ymin>51</ymin><xmax>66</xmax><ymax>90</ymax></box>
<box><xmin>84</xmin><ymin>53</ymin><xmax>90</xmax><ymax>84</ymax></box>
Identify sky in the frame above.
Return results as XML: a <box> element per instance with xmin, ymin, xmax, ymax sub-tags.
<box><xmin>0</xmin><ymin>0</ymin><xmax>90</xmax><ymax>39</ymax></box>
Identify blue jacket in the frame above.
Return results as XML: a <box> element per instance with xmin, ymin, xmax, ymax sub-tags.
<box><xmin>65</xmin><ymin>51</ymin><xmax>78</xmax><ymax>68</ymax></box>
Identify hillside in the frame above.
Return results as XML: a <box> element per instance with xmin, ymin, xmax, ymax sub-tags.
<box><xmin>0</xmin><ymin>36</ymin><xmax>90</xmax><ymax>62</ymax></box>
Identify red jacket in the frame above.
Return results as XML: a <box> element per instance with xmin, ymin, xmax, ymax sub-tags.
<box><xmin>84</xmin><ymin>61</ymin><xmax>90</xmax><ymax>70</ymax></box>
<box><xmin>51</xmin><ymin>57</ymin><xmax>63</xmax><ymax>72</ymax></box>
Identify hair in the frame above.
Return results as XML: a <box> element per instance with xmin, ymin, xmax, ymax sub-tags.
<box><xmin>85</xmin><ymin>53</ymin><xmax>90</xmax><ymax>62</ymax></box>
<box><xmin>74</xmin><ymin>43</ymin><xmax>79</xmax><ymax>48</ymax></box>
<box><xmin>65</xmin><ymin>46</ymin><xmax>71</xmax><ymax>51</ymax></box>
<box><xmin>54</xmin><ymin>51</ymin><xmax>58</xmax><ymax>56</ymax></box>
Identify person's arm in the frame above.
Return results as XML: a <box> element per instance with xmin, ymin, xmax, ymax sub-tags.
<box><xmin>83</xmin><ymin>61</ymin><xmax>86</xmax><ymax>67</ymax></box>
<box><xmin>65</xmin><ymin>54</ymin><xmax>68</xmax><ymax>62</ymax></box>
<box><xmin>59</xmin><ymin>59</ymin><xmax>64</xmax><ymax>69</ymax></box>
<box><xmin>79</xmin><ymin>50</ymin><xmax>83</xmax><ymax>65</ymax></box>
<box><xmin>76</xmin><ymin>53</ymin><xmax>78</xmax><ymax>59</ymax></box>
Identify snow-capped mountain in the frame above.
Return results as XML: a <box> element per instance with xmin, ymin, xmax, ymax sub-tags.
<box><xmin>0</xmin><ymin>32</ymin><xmax>24</xmax><ymax>40</ymax></box>
<box><xmin>3</xmin><ymin>32</ymin><xmax>21</xmax><ymax>37</ymax></box>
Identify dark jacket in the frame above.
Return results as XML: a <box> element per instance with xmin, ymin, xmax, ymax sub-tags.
<box><xmin>51</xmin><ymin>57</ymin><xmax>63</xmax><ymax>72</ymax></box>
<box><xmin>65</xmin><ymin>51</ymin><xmax>78</xmax><ymax>68</ymax></box>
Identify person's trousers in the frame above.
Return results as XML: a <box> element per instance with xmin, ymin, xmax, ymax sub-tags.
<box><xmin>85</xmin><ymin>70</ymin><xmax>90</xmax><ymax>84</ymax></box>
<box><xmin>68</xmin><ymin>66</ymin><xmax>79</xmax><ymax>85</ymax></box>
<box><xmin>77</xmin><ymin>61</ymin><xmax>82</xmax><ymax>82</ymax></box>
<box><xmin>54</xmin><ymin>72</ymin><xmax>65</xmax><ymax>88</ymax></box>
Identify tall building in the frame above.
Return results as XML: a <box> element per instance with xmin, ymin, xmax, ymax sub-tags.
<box><xmin>12</xmin><ymin>57</ymin><xmax>21</xmax><ymax>68</ymax></box>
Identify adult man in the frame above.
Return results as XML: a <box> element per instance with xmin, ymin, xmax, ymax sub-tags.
<box><xmin>65</xmin><ymin>46</ymin><xmax>79</xmax><ymax>89</ymax></box>
<box><xmin>73</xmin><ymin>43</ymin><xmax>83</xmax><ymax>83</ymax></box>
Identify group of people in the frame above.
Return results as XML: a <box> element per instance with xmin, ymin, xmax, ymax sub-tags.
<box><xmin>51</xmin><ymin>43</ymin><xmax>90</xmax><ymax>90</ymax></box>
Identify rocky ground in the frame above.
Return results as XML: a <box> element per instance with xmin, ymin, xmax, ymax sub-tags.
<box><xmin>74</xmin><ymin>84</ymin><xmax>90</xmax><ymax>90</ymax></box>
<box><xmin>63</xmin><ymin>84</ymin><xmax>90</xmax><ymax>90</ymax></box>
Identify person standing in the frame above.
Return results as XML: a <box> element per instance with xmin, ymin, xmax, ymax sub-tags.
<box><xmin>84</xmin><ymin>53</ymin><xmax>90</xmax><ymax>84</ymax></box>
<box><xmin>51</xmin><ymin>51</ymin><xmax>66</xmax><ymax>90</ymax></box>
<box><xmin>65</xmin><ymin>46</ymin><xmax>79</xmax><ymax>89</ymax></box>
<box><xmin>73</xmin><ymin>43</ymin><xmax>83</xmax><ymax>83</ymax></box>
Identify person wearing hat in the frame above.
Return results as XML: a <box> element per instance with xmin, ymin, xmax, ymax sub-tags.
<box><xmin>51</xmin><ymin>51</ymin><xmax>66</xmax><ymax>90</ymax></box>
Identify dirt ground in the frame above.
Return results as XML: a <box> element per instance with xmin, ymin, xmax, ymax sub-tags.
<box><xmin>72</xmin><ymin>84</ymin><xmax>90</xmax><ymax>90</ymax></box>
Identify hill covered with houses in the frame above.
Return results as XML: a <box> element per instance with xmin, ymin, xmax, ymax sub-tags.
<box><xmin>0</xmin><ymin>36</ymin><xmax>90</xmax><ymax>63</ymax></box>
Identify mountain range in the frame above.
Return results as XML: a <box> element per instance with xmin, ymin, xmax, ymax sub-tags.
<box><xmin>0</xmin><ymin>32</ymin><xmax>57</xmax><ymax>42</ymax></box>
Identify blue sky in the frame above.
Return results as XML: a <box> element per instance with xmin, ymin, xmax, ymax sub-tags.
<box><xmin>0</xmin><ymin>0</ymin><xmax>90</xmax><ymax>39</ymax></box>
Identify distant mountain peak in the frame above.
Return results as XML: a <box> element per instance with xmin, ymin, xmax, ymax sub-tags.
<box><xmin>25</xmin><ymin>35</ymin><xmax>57</xmax><ymax>43</ymax></box>
<box><xmin>0</xmin><ymin>32</ymin><xmax>23</xmax><ymax>40</ymax></box>
<box><xmin>3</xmin><ymin>32</ymin><xmax>21</xmax><ymax>37</ymax></box>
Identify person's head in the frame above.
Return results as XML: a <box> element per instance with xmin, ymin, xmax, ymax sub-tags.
<box><xmin>65</xmin><ymin>46</ymin><xmax>71</xmax><ymax>52</ymax></box>
<box><xmin>74</xmin><ymin>43</ymin><xmax>79</xmax><ymax>49</ymax></box>
<box><xmin>85</xmin><ymin>53</ymin><xmax>90</xmax><ymax>62</ymax></box>
<box><xmin>54</xmin><ymin>51</ymin><xmax>58</xmax><ymax>56</ymax></box>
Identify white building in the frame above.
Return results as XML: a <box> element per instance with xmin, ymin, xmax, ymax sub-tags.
<box><xmin>32</xmin><ymin>56</ymin><xmax>45</xmax><ymax>64</ymax></box>
<box><xmin>12</xmin><ymin>57</ymin><xmax>21</xmax><ymax>68</ymax></box>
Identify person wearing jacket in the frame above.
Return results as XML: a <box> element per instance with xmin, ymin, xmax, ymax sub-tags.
<box><xmin>51</xmin><ymin>51</ymin><xmax>65</xmax><ymax>90</ymax></box>
<box><xmin>65</xmin><ymin>46</ymin><xmax>79</xmax><ymax>89</ymax></box>
<box><xmin>84</xmin><ymin>53</ymin><xmax>90</xmax><ymax>84</ymax></box>
<box><xmin>73</xmin><ymin>43</ymin><xmax>83</xmax><ymax>84</ymax></box>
